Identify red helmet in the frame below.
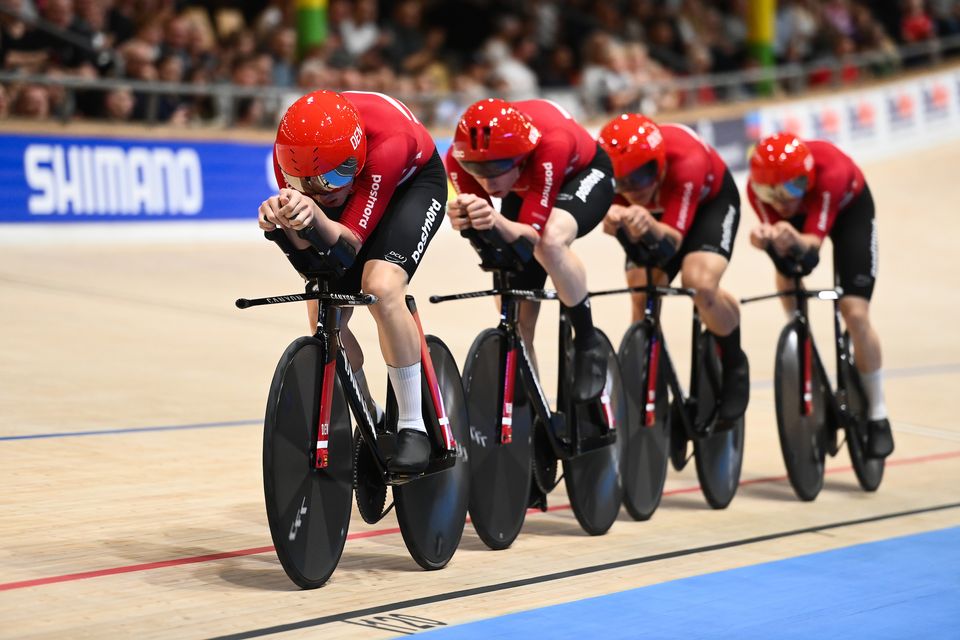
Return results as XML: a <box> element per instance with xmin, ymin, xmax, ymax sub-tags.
<box><xmin>452</xmin><ymin>98</ymin><xmax>541</xmax><ymax>178</ymax></box>
<box><xmin>275</xmin><ymin>90</ymin><xmax>365</xmax><ymax>194</ymax></box>
<box><xmin>749</xmin><ymin>133</ymin><xmax>815</xmax><ymax>202</ymax></box>
<box><xmin>598</xmin><ymin>113</ymin><xmax>666</xmax><ymax>192</ymax></box>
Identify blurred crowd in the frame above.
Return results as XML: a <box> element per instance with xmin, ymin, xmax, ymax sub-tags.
<box><xmin>1</xmin><ymin>0</ymin><xmax>959</xmax><ymax>127</ymax></box>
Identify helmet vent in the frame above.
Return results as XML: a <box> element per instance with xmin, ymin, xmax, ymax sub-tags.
<box><xmin>468</xmin><ymin>126</ymin><xmax>492</xmax><ymax>150</ymax></box>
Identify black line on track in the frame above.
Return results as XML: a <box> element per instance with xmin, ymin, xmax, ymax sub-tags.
<box><xmin>208</xmin><ymin>501</ymin><xmax>960</xmax><ymax>640</ymax></box>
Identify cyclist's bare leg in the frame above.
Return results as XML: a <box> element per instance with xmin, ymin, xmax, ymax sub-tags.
<box><xmin>683</xmin><ymin>251</ymin><xmax>748</xmax><ymax>420</ymax></box>
<box><xmin>534</xmin><ymin>207</ymin><xmax>605</xmax><ymax>400</ymax></box>
<box><xmin>839</xmin><ymin>296</ymin><xmax>881</xmax><ymax>373</ymax></box>
<box><xmin>680</xmin><ymin>252</ymin><xmax>739</xmax><ymax>337</ymax></box>
<box><xmin>335</xmin><ymin>307</ymin><xmax>363</xmax><ymax>368</ymax></box>
<box><xmin>840</xmin><ymin>295</ymin><xmax>891</xmax><ymax>454</ymax></box>
<box><xmin>518</xmin><ymin>300</ymin><xmax>541</xmax><ymax>374</ymax></box>
<box><xmin>362</xmin><ymin>260</ymin><xmax>419</xmax><ymax>367</ymax></box>
<box><xmin>533</xmin><ymin>208</ymin><xmax>585</xmax><ymax>307</ymax></box>
<box><xmin>362</xmin><ymin>258</ymin><xmax>430</xmax><ymax>469</ymax></box>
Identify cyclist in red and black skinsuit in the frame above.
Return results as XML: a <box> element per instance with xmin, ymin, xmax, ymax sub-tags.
<box><xmin>259</xmin><ymin>90</ymin><xmax>447</xmax><ymax>472</ymax></box>
<box><xmin>747</xmin><ymin>133</ymin><xmax>893</xmax><ymax>458</ymax></box>
<box><xmin>599</xmin><ymin>114</ymin><xmax>749</xmax><ymax>423</ymax></box>
<box><xmin>445</xmin><ymin>98</ymin><xmax>617</xmax><ymax>401</ymax></box>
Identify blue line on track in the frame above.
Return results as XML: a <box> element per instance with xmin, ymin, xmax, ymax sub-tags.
<box><xmin>420</xmin><ymin>526</ymin><xmax>960</xmax><ymax>639</ymax></box>
<box><xmin>4</xmin><ymin>361</ymin><xmax>959</xmax><ymax>442</ymax></box>
<box><xmin>0</xmin><ymin>419</ymin><xmax>261</xmax><ymax>441</ymax></box>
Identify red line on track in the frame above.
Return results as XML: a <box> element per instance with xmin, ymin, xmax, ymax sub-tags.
<box><xmin>3</xmin><ymin>450</ymin><xmax>959</xmax><ymax>593</ymax></box>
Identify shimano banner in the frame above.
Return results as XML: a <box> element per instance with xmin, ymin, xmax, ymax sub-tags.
<box><xmin>0</xmin><ymin>133</ymin><xmax>280</xmax><ymax>223</ymax></box>
<box><xmin>0</xmin><ymin>133</ymin><xmax>454</xmax><ymax>223</ymax></box>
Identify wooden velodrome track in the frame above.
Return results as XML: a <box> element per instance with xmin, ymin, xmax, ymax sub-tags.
<box><xmin>2</xmin><ymin>141</ymin><xmax>959</xmax><ymax>639</ymax></box>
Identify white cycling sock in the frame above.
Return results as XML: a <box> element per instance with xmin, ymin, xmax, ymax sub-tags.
<box><xmin>860</xmin><ymin>368</ymin><xmax>887</xmax><ymax>421</ymax></box>
<box><xmin>387</xmin><ymin>363</ymin><xmax>426</xmax><ymax>433</ymax></box>
<box><xmin>353</xmin><ymin>367</ymin><xmax>384</xmax><ymax>422</ymax></box>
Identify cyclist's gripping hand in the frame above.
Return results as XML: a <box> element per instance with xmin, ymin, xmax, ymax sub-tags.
<box><xmin>278</xmin><ymin>188</ymin><xmax>321</xmax><ymax>231</ymax></box>
<box><xmin>750</xmin><ymin>223</ymin><xmax>773</xmax><ymax>250</ymax></box>
<box><xmin>617</xmin><ymin>205</ymin><xmax>657</xmax><ymax>242</ymax></box>
<box><xmin>603</xmin><ymin>204</ymin><xmax>627</xmax><ymax>237</ymax></box>
<box><xmin>465</xmin><ymin>196</ymin><xmax>497</xmax><ymax>230</ymax></box>
<box><xmin>258</xmin><ymin>195</ymin><xmax>281</xmax><ymax>231</ymax></box>
<box><xmin>446</xmin><ymin>195</ymin><xmax>472</xmax><ymax>231</ymax></box>
<box><xmin>770</xmin><ymin>220</ymin><xmax>800</xmax><ymax>256</ymax></box>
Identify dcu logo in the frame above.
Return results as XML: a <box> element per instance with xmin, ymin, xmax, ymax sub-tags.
<box><xmin>848</xmin><ymin>100</ymin><xmax>877</xmax><ymax>136</ymax></box>
<box><xmin>922</xmin><ymin>83</ymin><xmax>950</xmax><ymax>117</ymax></box>
<box><xmin>887</xmin><ymin>92</ymin><xmax>917</xmax><ymax>127</ymax></box>
<box><xmin>811</xmin><ymin>107</ymin><xmax>841</xmax><ymax>140</ymax></box>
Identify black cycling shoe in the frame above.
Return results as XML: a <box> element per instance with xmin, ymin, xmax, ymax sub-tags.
<box><xmin>866</xmin><ymin>418</ymin><xmax>894</xmax><ymax>458</ymax></box>
<box><xmin>718</xmin><ymin>350</ymin><xmax>750</xmax><ymax>423</ymax></box>
<box><xmin>573</xmin><ymin>334</ymin><xmax>607</xmax><ymax>403</ymax></box>
<box><xmin>389</xmin><ymin>429</ymin><xmax>431</xmax><ymax>474</ymax></box>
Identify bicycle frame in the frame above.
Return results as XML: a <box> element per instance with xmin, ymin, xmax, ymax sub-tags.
<box><xmin>591</xmin><ymin>265</ymin><xmax>717</xmax><ymax>438</ymax></box>
<box><xmin>430</xmin><ymin>231</ymin><xmax>616</xmax><ymax>459</ymax></box>
<box><xmin>236</xmin><ymin>230</ymin><xmax>457</xmax><ymax>482</ymax></box>
<box><xmin>741</xmin><ymin>276</ymin><xmax>855</xmax><ymax>439</ymax></box>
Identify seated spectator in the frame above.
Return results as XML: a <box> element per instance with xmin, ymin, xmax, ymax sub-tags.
<box><xmin>12</xmin><ymin>83</ymin><xmax>51</xmax><ymax>118</ymax></box>
<box><xmin>102</xmin><ymin>85</ymin><xmax>134</xmax><ymax>121</ymax></box>
<box><xmin>901</xmin><ymin>0</ymin><xmax>936</xmax><ymax>43</ymax></box>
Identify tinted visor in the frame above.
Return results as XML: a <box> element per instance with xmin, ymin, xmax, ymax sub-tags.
<box><xmin>615</xmin><ymin>160</ymin><xmax>659</xmax><ymax>192</ymax></box>
<box><xmin>460</xmin><ymin>156</ymin><xmax>523</xmax><ymax>179</ymax></box>
<box><xmin>752</xmin><ymin>176</ymin><xmax>808</xmax><ymax>204</ymax></box>
<box><xmin>283</xmin><ymin>156</ymin><xmax>359</xmax><ymax>194</ymax></box>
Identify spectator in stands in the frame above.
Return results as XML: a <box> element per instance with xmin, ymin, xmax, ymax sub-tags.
<box><xmin>901</xmin><ymin>0</ymin><xmax>936</xmax><ymax>42</ymax></box>
<box><xmin>340</xmin><ymin>0</ymin><xmax>380</xmax><ymax>60</ymax></box>
<box><xmin>297</xmin><ymin>56</ymin><xmax>337</xmax><ymax>91</ymax></box>
<box><xmin>102</xmin><ymin>85</ymin><xmax>134</xmax><ymax>121</ymax></box>
<box><xmin>12</xmin><ymin>83</ymin><xmax>50</xmax><ymax>118</ymax></box>
<box><xmin>268</xmin><ymin>26</ymin><xmax>296</xmax><ymax>86</ymax></box>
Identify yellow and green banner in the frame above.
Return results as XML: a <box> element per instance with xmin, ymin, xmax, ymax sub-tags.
<box><xmin>747</xmin><ymin>0</ymin><xmax>776</xmax><ymax>95</ymax></box>
<box><xmin>296</xmin><ymin>0</ymin><xmax>327</xmax><ymax>57</ymax></box>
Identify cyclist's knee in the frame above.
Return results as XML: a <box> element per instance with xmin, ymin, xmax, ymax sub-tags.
<box><xmin>840</xmin><ymin>298</ymin><xmax>871</xmax><ymax>332</ymax></box>
<box><xmin>533</xmin><ymin>231</ymin><xmax>568</xmax><ymax>267</ymax></box>
<box><xmin>682</xmin><ymin>266</ymin><xmax>720</xmax><ymax>306</ymax></box>
<box><xmin>362</xmin><ymin>267</ymin><xmax>408</xmax><ymax>314</ymax></box>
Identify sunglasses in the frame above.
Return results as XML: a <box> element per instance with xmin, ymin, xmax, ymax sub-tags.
<box><xmin>283</xmin><ymin>157</ymin><xmax>359</xmax><ymax>194</ymax></box>
<box><xmin>752</xmin><ymin>176</ymin><xmax>808</xmax><ymax>204</ymax></box>
<box><xmin>615</xmin><ymin>160</ymin><xmax>659</xmax><ymax>193</ymax></box>
<box><xmin>460</xmin><ymin>156</ymin><xmax>524</xmax><ymax>179</ymax></box>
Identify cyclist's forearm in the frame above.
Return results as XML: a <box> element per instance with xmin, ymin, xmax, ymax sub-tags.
<box><xmin>495</xmin><ymin>216</ymin><xmax>539</xmax><ymax>244</ymax></box>
<box><xmin>656</xmin><ymin>222</ymin><xmax>682</xmax><ymax>248</ymax></box>
<box><xmin>796</xmin><ymin>233</ymin><xmax>822</xmax><ymax>254</ymax></box>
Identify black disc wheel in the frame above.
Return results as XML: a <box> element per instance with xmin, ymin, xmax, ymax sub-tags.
<box><xmin>774</xmin><ymin>321</ymin><xmax>828</xmax><ymax>501</ymax></box>
<box><xmin>263</xmin><ymin>337</ymin><xmax>353</xmax><ymax>589</ymax></box>
<box><xmin>463</xmin><ymin>329</ymin><xmax>532</xmax><ymax>550</ymax></box>
<box><xmin>841</xmin><ymin>332</ymin><xmax>884</xmax><ymax>492</ymax></box>
<box><xmin>394</xmin><ymin>336</ymin><xmax>471</xmax><ymax>570</ymax></box>
<box><xmin>693</xmin><ymin>332</ymin><xmax>745</xmax><ymax>510</ymax></box>
<box><xmin>562</xmin><ymin>329</ymin><xmax>625</xmax><ymax>536</ymax></box>
<box><xmin>618</xmin><ymin>322</ymin><xmax>670</xmax><ymax>521</ymax></box>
